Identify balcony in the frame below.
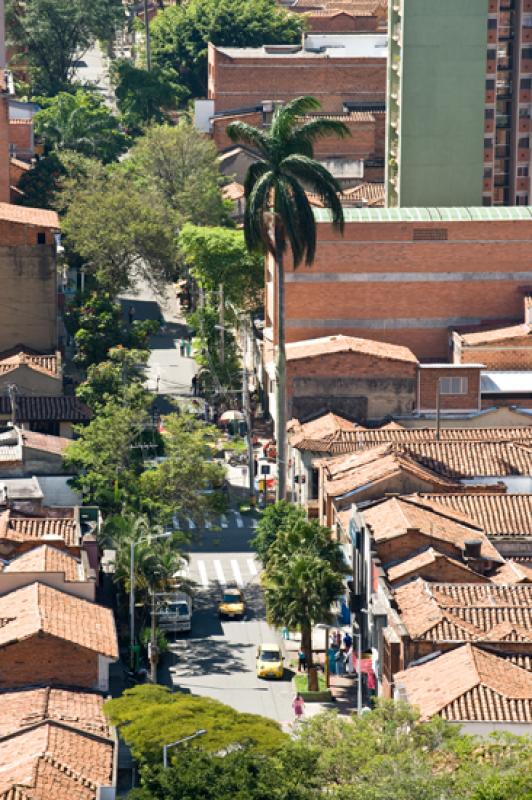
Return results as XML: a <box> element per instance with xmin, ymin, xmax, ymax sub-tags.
<box><xmin>496</xmin><ymin>114</ymin><xmax>511</xmax><ymax>127</ymax></box>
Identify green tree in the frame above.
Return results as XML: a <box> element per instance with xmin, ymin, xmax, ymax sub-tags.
<box><xmin>263</xmin><ymin>551</ymin><xmax>345</xmax><ymax>687</ymax></box>
<box><xmin>61</xmin><ymin>165</ymin><xmax>176</xmax><ymax>293</ymax></box>
<box><xmin>104</xmin><ymin>685</ymin><xmax>286</xmax><ymax>765</ymax></box>
<box><xmin>127</xmin><ymin>122</ymin><xmax>228</xmax><ymax>227</ymax></box>
<box><xmin>65</xmin><ymin>292</ymin><xmax>159</xmax><ymax>369</ymax></box>
<box><xmin>76</xmin><ymin>347</ymin><xmax>150</xmax><ymax>410</ymax></box>
<box><xmin>139</xmin><ymin>414</ymin><xmax>226</xmax><ymax>526</ymax></box>
<box><xmin>7</xmin><ymin>0</ymin><xmax>123</xmax><ymax>96</ymax></box>
<box><xmin>178</xmin><ymin>224</ymin><xmax>264</xmax><ymax>311</ymax></box>
<box><xmin>64</xmin><ymin>396</ymin><xmax>151</xmax><ymax>514</ymax></box>
<box><xmin>226</xmin><ymin>97</ymin><xmax>348</xmax><ymax>499</ymax></box>
<box><xmin>33</xmin><ymin>89</ymin><xmax>129</xmax><ymax>162</ymax></box>
<box><xmin>127</xmin><ymin>746</ymin><xmax>320</xmax><ymax>800</ymax></box>
<box><xmin>150</xmin><ymin>0</ymin><xmax>303</xmax><ymax>98</ymax></box>
<box><xmin>186</xmin><ymin>305</ymin><xmax>242</xmax><ymax>403</ymax></box>
<box><xmin>251</xmin><ymin>500</ymin><xmax>305</xmax><ymax>566</ymax></box>
<box><xmin>112</xmin><ymin>59</ymin><xmax>186</xmax><ymax>132</ymax></box>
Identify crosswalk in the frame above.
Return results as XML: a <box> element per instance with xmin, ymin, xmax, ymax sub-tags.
<box><xmin>173</xmin><ymin>512</ymin><xmax>257</xmax><ymax>532</ymax></box>
<box><xmin>188</xmin><ymin>555</ymin><xmax>260</xmax><ymax>589</ymax></box>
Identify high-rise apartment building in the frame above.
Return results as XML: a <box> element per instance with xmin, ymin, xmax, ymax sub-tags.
<box><xmin>386</xmin><ymin>0</ymin><xmax>532</xmax><ymax>208</ymax></box>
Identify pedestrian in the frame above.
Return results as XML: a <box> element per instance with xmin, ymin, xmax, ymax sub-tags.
<box><xmin>335</xmin><ymin>647</ymin><xmax>346</xmax><ymax>676</ymax></box>
<box><xmin>297</xmin><ymin>648</ymin><xmax>307</xmax><ymax>672</ymax></box>
<box><xmin>179</xmin><ymin>338</ymin><xmax>185</xmax><ymax>357</ymax></box>
<box><xmin>292</xmin><ymin>693</ymin><xmax>305</xmax><ymax>721</ymax></box>
<box><xmin>345</xmin><ymin>645</ymin><xmax>354</xmax><ymax>674</ymax></box>
<box><xmin>185</xmin><ymin>339</ymin><xmax>192</xmax><ymax>358</ymax></box>
<box><xmin>281</xmin><ymin>626</ymin><xmax>290</xmax><ymax>640</ymax></box>
<box><xmin>128</xmin><ymin>305</ymin><xmax>135</xmax><ymax>325</ymax></box>
<box><xmin>191</xmin><ymin>375</ymin><xmax>198</xmax><ymax>396</ymax></box>
<box><xmin>343</xmin><ymin>631</ymin><xmax>353</xmax><ymax>650</ymax></box>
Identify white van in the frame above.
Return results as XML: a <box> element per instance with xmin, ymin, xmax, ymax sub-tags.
<box><xmin>155</xmin><ymin>592</ymin><xmax>192</xmax><ymax>633</ymax></box>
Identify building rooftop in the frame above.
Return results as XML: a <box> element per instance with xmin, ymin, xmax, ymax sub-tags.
<box><xmin>0</xmin><ymin>583</ymin><xmax>118</xmax><ymax>658</ymax></box>
<box><xmin>0</xmin><ymin>202</ymin><xmax>59</xmax><ymax>228</ymax></box>
<box><xmin>0</xmin><ymin>348</ymin><xmax>59</xmax><ymax>378</ymax></box>
<box><xmin>288</xmin><ymin>411</ymin><xmax>363</xmax><ymax>448</ymax></box>
<box><xmin>3</xmin><ymin>545</ymin><xmax>82</xmax><ymax>582</ymax></box>
<box><xmin>286</xmin><ymin>334</ymin><xmax>417</xmax><ymax>363</ymax></box>
<box><xmin>394</xmin><ymin>579</ymin><xmax>532</xmax><ymax>644</ymax></box>
<box><xmin>0</xmin><ymin>428</ymin><xmax>71</xmax><ymax>464</ymax></box>
<box><xmin>0</xmin><ymin>687</ymin><xmax>111</xmax><ymax>739</ymax></box>
<box><xmin>363</xmin><ymin>495</ymin><xmax>501</xmax><ymax>563</ymax></box>
<box><xmin>481</xmin><ymin>372</ymin><xmax>532</xmax><ymax>394</ymax></box>
<box><xmin>458</xmin><ymin>323</ymin><xmax>531</xmax><ymax>347</ymax></box>
<box><xmin>314</xmin><ymin>205</ymin><xmax>532</xmax><ymax>223</ymax></box>
<box><xmin>492</xmin><ymin>560</ymin><xmax>532</xmax><ymax>585</ymax></box>
<box><xmin>395</xmin><ymin>644</ymin><xmax>532</xmax><ymax>723</ymax></box>
<box><xmin>0</xmin><ymin>396</ymin><xmax>92</xmax><ymax>423</ymax></box>
<box><xmin>386</xmin><ymin>548</ymin><xmax>489</xmax><ymax>585</ymax></box>
<box><xmin>414</xmin><ymin>493</ymin><xmax>532</xmax><ymax>539</ymax></box>
<box><xmin>215</xmin><ymin>33</ymin><xmax>387</xmax><ymax>59</ymax></box>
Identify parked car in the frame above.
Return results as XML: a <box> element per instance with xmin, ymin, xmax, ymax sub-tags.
<box><xmin>256</xmin><ymin>643</ymin><xmax>284</xmax><ymax>679</ymax></box>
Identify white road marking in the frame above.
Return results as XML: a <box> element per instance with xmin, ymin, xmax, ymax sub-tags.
<box><xmin>204</xmin><ymin>518</ymin><xmax>211</xmax><ymax>530</ymax></box>
<box><xmin>246</xmin><ymin>558</ymin><xmax>258</xmax><ymax>577</ymax></box>
<box><xmin>187</xmin><ymin>518</ymin><xmax>196</xmax><ymax>530</ymax></box>
<box><xmin>220</xmin><ymin>514</ymin><xmax>229</xmax><ymax>528</ymax></box>
<box><xmin>234</xmin><ymin>513</ymin><xmax>244</xmax><ymax>528</ymax></box>
<box><xmin>214</xmin><ymin>560</ymin><xmax>226</xmax><ymax>585</ymax></box>
<box><xmin>250</xmin><ymin>518</ymin><xmax>258</xmax><ymax>529</ymax></box>
<box><xmin>230</xmin><ymin>559</ymin><xmax>244</xmax><ymax>587</ymax></box>
<box><xmin>197</xmin><ymin>560</ymin><xmax>209</xmax><ymax>588</ymax></box>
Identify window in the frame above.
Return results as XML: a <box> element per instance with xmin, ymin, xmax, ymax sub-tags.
<box><xmin>518</xmin><ymin>165</ymin><xmax>529</xmax><ymax>176</ymax></box>
<box><xmin>439</xmin><ymin>377</ymin><xmax>468</xmax><ymax>395</ymax></box>
<box><xmin>484</xmin><ymin>166</ymin><xmax>493</xmax><ymax>178</ymax></box>
<box><xmin>519</xmin><ymin>136</ymin><xmax>530</xmax><ymax>148</ymax></box>
<box><xmin>485</xmin><ymin>109</ymin><xmax>495</xmax><ymax>119</ymax></box>
<box><xmin>516</xmin><ymin>194</ymin><xmax>529</xmax><ymax>205</ymax></box>
<box><xmin>521</xmin><ymin>78</ymin><xmax>532</xmax><ymax>89</ymax></box>
<box><xmin>486</xmin><ymin>79</ymin><xmax>495</xmax><ymax>90</ymax></box>
<box><xmin>37</xmin><ymin>232</ymin><xmax>46</xmax><ymax>245</ymax></box>
<box><xmin>412</xmin><ymin>228</ymin><xmax>448</xmax><ymax>241</ymax></box>
<box><xmin>522</xmin><ymin>48</ymin><xmax>532</xmax><ymax>59</ymax></box>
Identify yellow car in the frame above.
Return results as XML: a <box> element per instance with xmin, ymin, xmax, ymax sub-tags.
<box><xmin>256</xmin><ymin>643</ymin><xmax>284</xmax><ymax>679</ymax></box>
<box><xmin>218</xmin><ymin>587</ymin><xmax>245</xmax><ymax>620</ymax></box>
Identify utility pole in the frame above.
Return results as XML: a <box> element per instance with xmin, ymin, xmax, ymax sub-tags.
<box><xmin>241</xmin><ymin>317</ymin><xmax>255</xmax><ymax>504</ymax></box>
<box><xmin>219</xmin><ymin>284</ymin><xmax>225</xmax><ymax>365</ymax></box>
<box><xmin>149</xmin><ymin>590</ymin><xmax>159</xmax><ymax>683</ymax></box>
<box><xmin>143</xmin><ymin>0</ymin><xmax>152</xmax><ymax>71</ymax></box>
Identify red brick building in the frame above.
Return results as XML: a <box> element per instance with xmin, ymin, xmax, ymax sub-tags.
<box><xmin>264</xmin><ymin>207</ymin><xmax>532</xmax><ymax>361</ymax></box>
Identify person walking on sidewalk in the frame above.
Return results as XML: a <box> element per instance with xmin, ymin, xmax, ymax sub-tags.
<box><xmin>179</xmin><ymin>338</ymin><xmax>186</xmax><ymax>357</ymax></box>
<box><xmin>292</xmin><ymin>693</ymin><xmax>305</xmax><ymax>721</ymax></box>
<box><xmin>297</xmin><ymin>648</ymin><xmax>307</xmax><ymax>672</ymax></box>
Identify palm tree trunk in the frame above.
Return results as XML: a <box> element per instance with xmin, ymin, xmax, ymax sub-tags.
<box><xmin>149</xmin><ymin>591</ymin><xmax>158</xmax><ymax>683</ymax></box>
<box><xmin>275</xmin><ymin>225</ymin><xmax>287</xmax><ymax>501</ymax></box>
<box><xmin>302</xmin><ymin>623</ymin><xmax>318</xmax><ymax>691</ymax></box>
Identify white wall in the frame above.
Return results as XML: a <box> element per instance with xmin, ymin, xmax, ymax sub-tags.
<box><xmin>0</xmin><ymin>572</ymin><xmax>95</xmax><ymax>601</ymax></box>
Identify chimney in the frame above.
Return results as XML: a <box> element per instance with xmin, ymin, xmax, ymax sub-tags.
<box><xmin>463</xmin><ymin>539</ymin><xmax>482</xmax><ymax>560</ymax></box>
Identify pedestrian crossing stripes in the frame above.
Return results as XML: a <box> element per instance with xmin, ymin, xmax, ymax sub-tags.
<box><xmin>190</xmin><ymin>556</ymin><xmax>261</xmax><ymax>589</ymax></box>
<box><xmin>178</xmin><ymin>512</ymin><xmax>258</xmax><ymax>532</ymax></box>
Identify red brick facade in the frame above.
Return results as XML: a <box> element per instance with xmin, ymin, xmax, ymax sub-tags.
<box><xmin>267</xmin><ymin>214</ymin><xmax>532</xmax><ymax>360</ymax></box>
<box><xmin>417</xmin><ymin>367</ymin><xmax>482</xmax><ymax>412</ymax></box>
<box><xmin>0</xmin><ymin>92</ymin><xmax>10</xmax><ymax>203</ymax></box>
<box><xmin>304</xmin><ymin>12</ymin><xmax>379</xmax><ymax>34</ymax></box>
<box><xmin>458</xmin><ymin>337</ymin><xmax>532</xmax><ymax>370</ymax></box>
<box><xmin>0</xmin><ymin>633</ymin><xmax>98</xmax><ymax>689</ymax></box>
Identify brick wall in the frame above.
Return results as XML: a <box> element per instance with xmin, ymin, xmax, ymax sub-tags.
<box><xmin>269</xmin><ymin>217</ymin><xmax>532</xmax><ymax>360</ymax></box>
<box><xmin>418</xmin><ymin>367</ymin><xmax>481</xmax><ymax>411</ymax></box>
<box><xmin>0</xmin><ymin>244</ymin><xmax>58</xmax><ymax>351</ymax></box>
<box><xmin>460</xmin><ymin>340</ymin><xmax>532</xmax><ymax>370</ymax></box>
<box><xmin>0</xmin><ymin>633</ymin><xmax>98</xmax><ymax>689</ymax></box>
<box><xmin>212</xmin><ymin>111</ymin><xmax>263</xmax><ymax>151</ymax></box>
<box><xmin>0</xmin><ymin>94</ymin><xmax>10</xmax><ymax>202</ymax></box>
<box><xmin>9</xmin><ymin>119</ymin><xmax>33</xmax><ymax>159</ymax></box>
<box><xmin>305</xmin><ymin>13</ymin><xmax>379</xmax><ymax>34</ymax></box>
<box><xmin>209</xmin><ymin>44</ymin><xmax>386</xmax><ymax>114</ymax></box>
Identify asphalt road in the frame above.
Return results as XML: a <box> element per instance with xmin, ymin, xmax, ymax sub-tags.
<box><xmin>159</xmin><ymin>512</ymin><xmax>295</xmax><ymax>728</ymax></box>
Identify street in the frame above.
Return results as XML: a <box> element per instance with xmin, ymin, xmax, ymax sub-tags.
<box><xmin>160</xmin><ymin>510</ymin><xmax>295</xmax><ymax>728</ymax></box>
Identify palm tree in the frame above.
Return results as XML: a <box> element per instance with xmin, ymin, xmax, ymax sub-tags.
<box><xmin>263</xmin><ymin>552</ymin><xmax>346</xmax><ymax>691</ymax></box>
<box><xmin>227</xmin><ymin>98</ymin><xmax>348</xmax><ymax>500</ymax></box>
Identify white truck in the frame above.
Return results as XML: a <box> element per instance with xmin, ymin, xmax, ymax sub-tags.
<box><xmin>155</xmin><ymin>592</ymin><xmax>192</xmax><ymax>634</ymax></box>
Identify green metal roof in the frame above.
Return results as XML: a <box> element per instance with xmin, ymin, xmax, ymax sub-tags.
<box><xmin>313</xmin><ymin>207</ymin><xmax>532</xmax><ymax>223</ymax></box>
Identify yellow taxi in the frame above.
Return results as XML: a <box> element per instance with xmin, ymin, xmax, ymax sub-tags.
<box><xmin>256</xmin><ymin>643</ymin><xmax>284</xmax><ymax>680</ymax></box>
<box><xmin>218</xmin><ymin>587</ymin><xmax>246</xmax><ymax>620</ymax></box>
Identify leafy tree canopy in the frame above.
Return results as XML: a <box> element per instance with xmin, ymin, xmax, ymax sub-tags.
<box><xmin>150</xmin><ymin>0</ymin><xmax>303</xmax><ymax>97</ymax></box>
<box><xmin>104</xmin><ymin>684</ymin><xmax>286</xmax><ymax>765</ymax></box>
<box><xmin>178</xmin><ymin>224</ymin><xmax>264</xmax><ymax>311</ymax></box>
<box><xmin>186</xmin><ymin>305</ymin><xmax>242</xmax><ymax>403</ymax></box>
<box><xmin>76</xmin><ymin>346</ymin><xmax>151</xmax><ymax>410</ymax></box>
<box><xmin>251</xmin><ymin>500</ymin><xmax>305</xmax><ymax>565</ymax></box>
<box><xmin>6</xmin><ymin>0</ymin><xmax>124</xmax><ymax>96</ymax></box>
<box><xmin>33</xmin><ymin>89</ymin><xmax>129</xmax><ymax>163</ymax></box>
<box><xmin>112</xmin><ymin>59</ymin><xmax>187</xmax><ymax>132</ymax></box>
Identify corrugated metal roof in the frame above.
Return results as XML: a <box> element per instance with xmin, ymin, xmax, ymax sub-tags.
<box><xmin>314</xmin><ymin>206</ymin><xmax>532</xmax><ymax>223</ymax></box>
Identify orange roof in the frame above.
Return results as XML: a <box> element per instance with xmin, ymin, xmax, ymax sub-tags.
<box><xmin>0</xmin><ymin>687</ymin><xmax>111</xmax><ymax>739</ymax></box>
<box><xmin>222</xmin><ymin>181</ymin><xmax>245</xmax><ymax>201</ymax></box>
<box><xmin>386</xmin><ymin>548</ymin><xmax>490</xmax><ymax>585</ymax></box>
<box><xmin>415</xmin><ymin>493</ymin><xmax>532</xmax><ymax>538</ymax></box>
<box><xmin>20</xmin><ymin>430</ymin><xmax>70</xmax><ymax>456</ymax></box>
<box><xmin>0</xmin><ymin>511</ymin><xmax>80</xmax><ymax>549</ymax></box>
<box><xmin>289</xmin><ymin>411</ymin><xmax>363</xmax><ymax>448</ymax></box>
<box><xmin>0</xmin><ymin>349</ymin><xmax>59</xmax><ymax>377</ymax></box>
<box><xmin>0</xmin><ymin>583</ymin><xmax>118</xmax><ymax>659</ymax></box>
<box><xmin>0</xmin><ymin>723</ymin><xmax>113</xmax><ymax>800</ymax></box>
<box><xmin>363</xmin><ymin>496</ymin><xmax>501</xmax><ymax>562</ymax></box>
<box><xmin>342</xmin><ymin>182</ymin><xmax>385</xmax><ymax>206</ymax></box>
<box><xmin>458</xmin><ymin>323</ymin><xmax>532</xmax><ymax>346</ymax></box>
<box><xmin>4</xmin><ymin>545</ymin><xmax>81</xmax><ymax>582</ymax></box>
<box><xmin>492</xmin><ymin>560</ymin><xmax>532</xmax><ymax>584</ymax></box>
<box><xmin>286</xmin><ymin>335</ymin><xmax>418</xmax><ymax>364</ymax></box>
<box><xmin>395</xmin><ymin>644</ymin><xmax>532</xmax><ymax>722</ymax></box>
<box><xmin>0</xmin><ymin>203</ymin><xmax>59</xmax><ymax>229</ymax></box>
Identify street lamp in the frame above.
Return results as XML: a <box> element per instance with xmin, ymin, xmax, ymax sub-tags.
<box><xmin>163</xmin><ymin>729</ymin><xmax>207</xmax><ymax>768</ymax></box>
<box><xmin>129</xmin><ymin>531</ymin><xmax>172</xmax><ymax>669</ymax></box>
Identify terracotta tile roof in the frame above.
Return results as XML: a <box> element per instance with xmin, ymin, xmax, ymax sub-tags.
<box><xmin>458</xmin><ymin>323</ymin><xmax>532</xmax><ymax>346</ymax></box>
<box><xmin>289</xmin><ymin>411</ymin><xmax>363</xmax><ymax>449</ymax></box>
<box><xmin>9</xmin><ymin>158</ymin><xmax>31</xmax><ymax>172</ymax></box>
<box><xmin>342</xmin><ymin>182</ymin><xmax>385</xmax><ymax>206</ymax></box>
<box><xmin>395</xmin><ymin>644</ymin><xmax>532</xmax><ymax>722</ymax></box>
<box><xmin>286</xmin><ymin>335</ymin><xmax>418</xmax><ymax>364</ymax></box>
<box><xmin>386</xmin><ymin>548</ymin><xmax>490</xmax><ymax>585</ymax></box>
<box><xmin>0</xmin><ymin>203</ymin><xmax>59</xmax><ymax>229</ymax></box>
<box><xmin>0</xmin><ymin>583</ymin><xmax>118</xmax><ymax>659</ymax></box>
<box><xmin>395</xmin><ymin>579</ymin><xmax>532</xmax><ymax>644</ymax></box>
<box><xmin>402</xmin><ymin>441</ymin><xmax>532</xmax><ymax>479</ymax></box>
<box><xmin>492</xmin><ymin>560</ymin><xmax>532</xmax><ymax>584</ymax></box>
<box><xmin>0</xmin><ymin>688</ymin><xmax>110</xmax><ymax>739</ymax></box>
<box><xmin>3</xmin><ymin>546</ymin><xmax>81</xmax><ymax>582</ymax></box>
<box><xmin>0</xmin><ymin>348</ymin><xmax>59</xmax><ymax>378</ymax></box>
<box><xmin>222</xmin><ymin>181</ymin><xmax>244</xmax><ymax>201</ymax></box>
<box><xmin>0</xmin><ymin>428</ymin><xmax>69</xmax><ymax>465</ymax></box>
<box><xmin>0</xmin><ymin>723</ymin><xmax>113</xmax><ymax>800</ymax></box>
<box><xmin>0</xmin><ymin>512</ymin><xmax>80</xmax><ymax>549</ymax></box>
<box><xmin>363</xmin><ymin>496</ymin><xmax>501</xmax><ymax>562</ymax></box>
<box><xmin>414</xmin><ymin>493</ymin><xmax>532</xmax><ymax>538</ymax></box>
<box><xmin>0</xmin><ymin>396</ymin><xmax>91</xmax><ymax>423</ymax></box>
<box><xmin>20</xmin><ymin>430</ymin><xmax>70</xmax><ymax>456</ymax></box>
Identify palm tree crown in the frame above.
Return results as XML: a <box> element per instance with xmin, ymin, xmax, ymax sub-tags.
<box><xmin>226</xmin><ymin>96</ymin><xmax>348</xmax><ymax>265</ymax></box>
